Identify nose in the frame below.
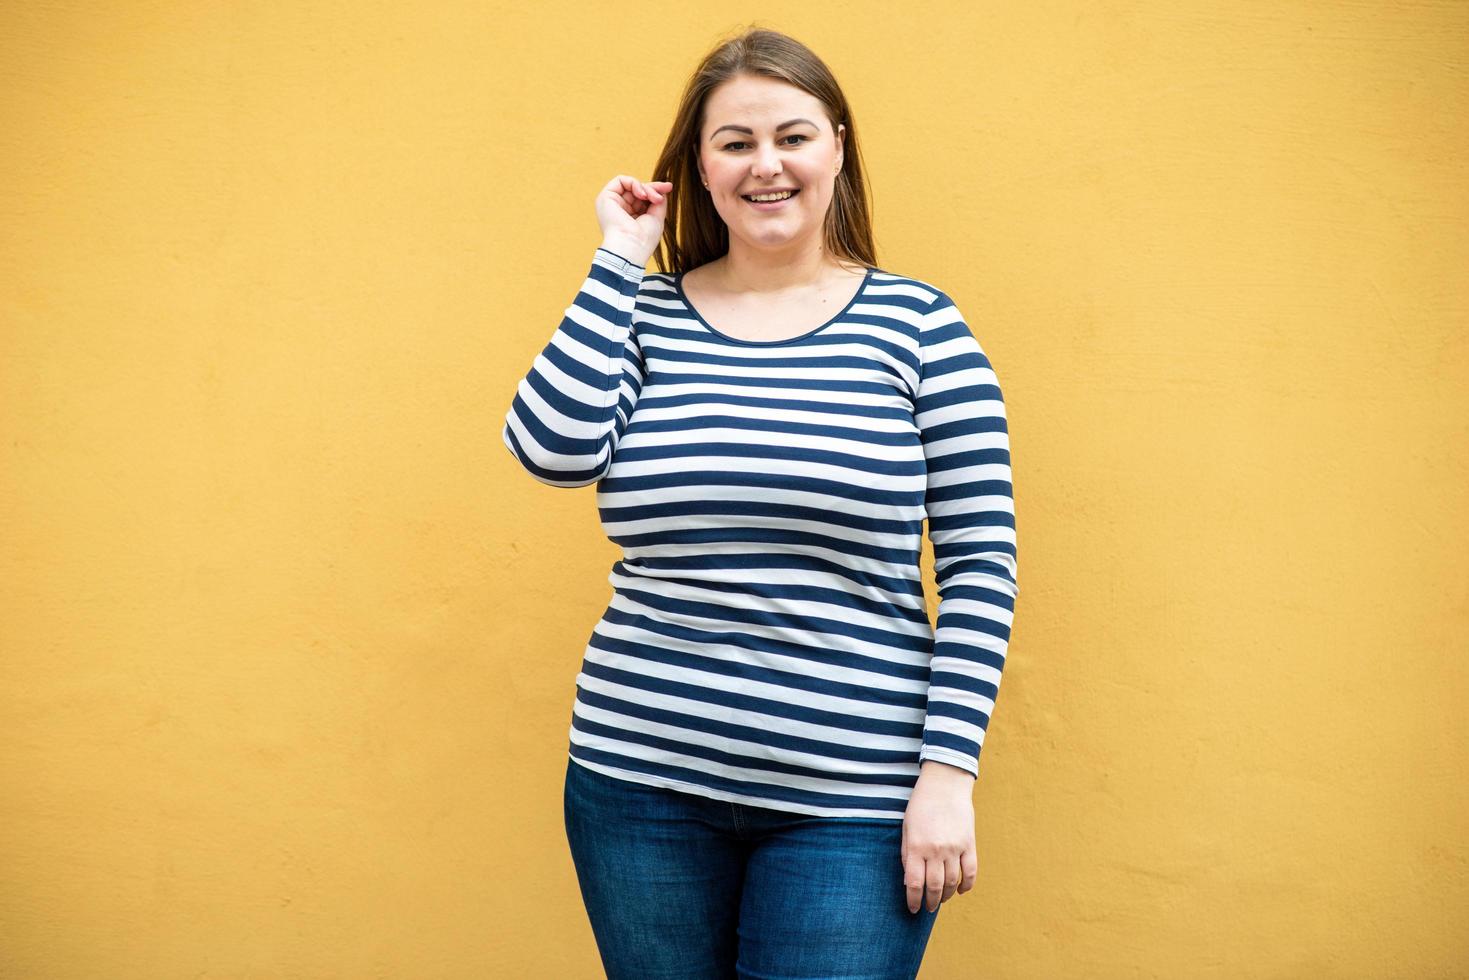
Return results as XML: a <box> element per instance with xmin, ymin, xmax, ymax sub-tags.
<box><xmin>751</xmin><ymin>143</ymin><xmax>782</xmax><ymax>180</ymax></box>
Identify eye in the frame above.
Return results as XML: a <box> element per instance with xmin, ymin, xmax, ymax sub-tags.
<box><xmin>721</xmin><ymin>135</ymin><xmax>811</xmax><ymax>151</ymax></box>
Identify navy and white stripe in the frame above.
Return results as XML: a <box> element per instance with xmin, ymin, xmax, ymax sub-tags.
<box><xmin>504</xmin><ymin>246</ymin><xmax>1018</xmax><ymax>819</ymax></box>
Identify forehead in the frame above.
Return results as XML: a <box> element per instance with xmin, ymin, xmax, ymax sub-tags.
<box><xmin>702</xmin><ymin>75</ymin><xmax>826</xmax><ymax>131</ymax></box>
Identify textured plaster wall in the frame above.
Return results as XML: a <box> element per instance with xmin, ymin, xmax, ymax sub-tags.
<box><xmin>1</xmin><ymin>2</ymin><xmax>1465</xmax><ymax>977</ymax></box>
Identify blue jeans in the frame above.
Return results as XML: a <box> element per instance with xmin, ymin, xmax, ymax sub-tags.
<box><xmin>563</xmin><ymin>756</ymin><xmax>941</xmax><ymax>979</ymax></box>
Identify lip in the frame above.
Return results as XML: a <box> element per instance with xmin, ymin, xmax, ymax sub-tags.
<box><xmin>741</xmin><ymin>188</ymin><xmax>800</xmax><ymax>211</ymax></box>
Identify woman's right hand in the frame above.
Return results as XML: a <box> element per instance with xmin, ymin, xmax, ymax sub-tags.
<box><xmin>595</xmin><ymin>175</ymin><xmax>673</xmax><ymax>266</ymax></box>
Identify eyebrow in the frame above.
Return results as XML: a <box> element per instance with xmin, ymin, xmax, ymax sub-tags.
<box><xmin>709</xmin><ymin>118</ymin><xmax>820</xmax><ymax>140</ymax></box>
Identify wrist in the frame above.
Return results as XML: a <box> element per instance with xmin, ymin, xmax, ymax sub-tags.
<box><xmin>599</xmin><ymin>237</ymin><xmax>648</xmax><ymax>267</ymax></box>
<box><xmin>919</xmin><ymin>759</ymin><xmax>977</xmax><ymax>783</ymax></box>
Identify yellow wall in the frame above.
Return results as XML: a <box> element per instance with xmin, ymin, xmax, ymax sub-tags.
<box><xmin>2</xmin><ymin>2</ymin><xmax>1465</xmax><ymax>977</ymax></box>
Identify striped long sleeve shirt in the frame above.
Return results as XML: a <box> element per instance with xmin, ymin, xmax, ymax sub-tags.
<box><xmin>502</xmin><ymin>246</ymin><xmax>1019</xmax><ymax>819</ymax></box>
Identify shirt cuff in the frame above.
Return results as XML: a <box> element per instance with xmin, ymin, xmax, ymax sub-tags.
<box><xmin>594</xmin><ymin>246</ymin><xmax>646</xmax><ymax>275</ymax></box>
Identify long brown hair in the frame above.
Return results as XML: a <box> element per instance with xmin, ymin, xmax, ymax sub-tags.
<box><xmin>648</xmin><ymin>27</ymin><xmax>878</xmax><ymax>276</ymax></box>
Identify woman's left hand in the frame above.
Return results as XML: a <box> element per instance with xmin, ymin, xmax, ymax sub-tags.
<box><xmin>900</xmin><ymin>761</ymin><xmax>978</xmax><ymax>914</ymax></box>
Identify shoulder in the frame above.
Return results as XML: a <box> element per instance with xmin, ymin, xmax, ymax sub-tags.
<box><xmin>872</xmin><ymin>270</ymin><xmax>991</xmax><ymax>365</ymax></box>
<box><xmin>864</xmin><ymin>267</ymin><xmax>954</xmax><ymax>322</ymax></box>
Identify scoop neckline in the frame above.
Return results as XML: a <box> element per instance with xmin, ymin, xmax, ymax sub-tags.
<box><xmin>674</xmin><ymin>265</ymin><xmax>875</xmax><ymax>347</ymax></box>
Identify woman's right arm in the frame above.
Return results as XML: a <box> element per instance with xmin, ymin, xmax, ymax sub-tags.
<box><xmin>501</xmin><ymin>175</ymin><xmax>671</xmax><ymax>487</ymax></box>
<box><xmin>501</xmin><ymin>245</ymin><xmax>648</xmax><ymax>487</ymax></box>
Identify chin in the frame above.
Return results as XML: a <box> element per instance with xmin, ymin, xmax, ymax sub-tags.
<box><xmin>744</xmin><ymin>218</ymin><xmax>810</xmax><ymax>237</ymax></box>
<box><xmin>745</xmin><ymin>231</ymin><xmax>806</xmax><ymax>249</ymax></box>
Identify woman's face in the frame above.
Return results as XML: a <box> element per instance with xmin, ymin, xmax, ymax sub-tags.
<box><xmin>696</xmin><ymin>73</ymin><xmax>845</xmax><ymax>256</ymax></box>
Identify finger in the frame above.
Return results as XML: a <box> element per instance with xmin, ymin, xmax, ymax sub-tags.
<box><xmin>926</xmin><ymin>858</ymin><xmax>944</xmax><ymax>912</ymax></box>
<box><xmin>959</xmin><ymin>847</ymin><xmax>978</xmax><ymax>895</ymax></box>
<box><xmin>640</xmin><ymin>181</ymin><xmax>663</xmax><ymax>205</ymax></box>
<box><xmin>623</xmin><ymin>183</ymin><xmax>651</xmax><ymax>213</ymax></box>
<box><xmin>942</xmin><ymin>854</ymin><xmax>960</xmax><ymax>903</ymax></box>
<box><xmin>605</xmin><ymin>178</ymin><xmax>639</xmax><ymax>213</ymax></box>
<box><xmin>904</xmin><ymin>855</ymin><xmax>925</xmax><ymax>915</ymax></box>
<box><xmin>609</xmin><ymin>175</ymin><xmax>640</xmax><ymax>203</ymax></box>
<box><xmin>613</xmin><ymin>175</ymin><xmax>643</xmax><ymax>202</ymax></box>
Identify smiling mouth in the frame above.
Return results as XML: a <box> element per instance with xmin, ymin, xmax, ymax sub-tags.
<box><xmin>741</xmin><ymin>189</ymin><xmax>800</xmax><ymax>202</ymax></box>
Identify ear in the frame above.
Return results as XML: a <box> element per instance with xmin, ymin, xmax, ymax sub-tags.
<box><xmin>836</xmin><ymin>123</ymin><xmax>846</xmax><ymax>170</ymax></box>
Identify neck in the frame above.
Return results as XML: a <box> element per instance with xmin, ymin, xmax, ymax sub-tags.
<box><xmin>717</xmin><ymin>236</ymin><xmax>855</xmax><ymax>293</ymax></box>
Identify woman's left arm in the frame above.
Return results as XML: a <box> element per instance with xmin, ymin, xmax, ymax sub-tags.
<box><xmin>901</xmin><ymin>288</ymin><xmax>1020</xmax><ymax>915</ymax></box>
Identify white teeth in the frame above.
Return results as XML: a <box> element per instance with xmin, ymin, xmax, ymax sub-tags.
<box><xmin>746</xmin><ymin>190</ymin><xmax>794</xmax><ymax>202</ymax></box>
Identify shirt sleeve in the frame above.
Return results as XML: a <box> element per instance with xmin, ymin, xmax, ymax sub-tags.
<box><xmin>914</xmin><ymin>289</ymin><xmax>1020</xmax><ymax>779</ymax></box>
<box><xmin>502</xmin><ymin>247</ymin><xmax>647</xmax><ymax>487</ymax></box>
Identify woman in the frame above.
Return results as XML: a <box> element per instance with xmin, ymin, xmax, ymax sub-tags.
<box><xmin>503</xmin><ymin>27</ymin><xmax>1019</xmax><ymax>980</ymax></box>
